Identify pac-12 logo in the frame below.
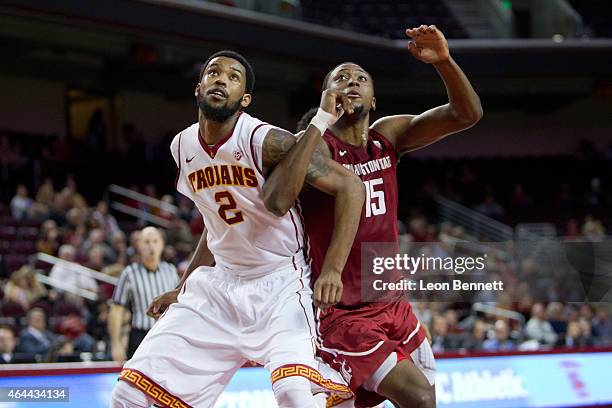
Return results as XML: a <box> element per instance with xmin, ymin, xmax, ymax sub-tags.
<box><xmin>233</xmin><ymin>150</ymin><xmax>243</xmax><ymax>161</ymax></box>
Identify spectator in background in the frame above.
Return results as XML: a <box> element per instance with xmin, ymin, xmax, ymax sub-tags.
<box><xmin>87</xmin><ymin>301</ymin><xmax>110</xmax><ymax>347</ymax></box>
<box><xmin>158</xmin><ymin>195</ymin><xmax>176</xmax><ymax>221</ymax></box>
<box><xmin>110</xmin><ymin>232</ymin><xmax>128</xmax><ymax>266</ymax></box>
<box><xmin>547</xmin><ymin>302</ymin><xmax>567</xmax><ymax>337</ymax></box>
<box><xmin>63</xmin><ymin>207</ymin><xmax>88</xmax><ymax>248</ymax></box>
<box><xmin>592</xmin><ymin>307</ymin><xmax>612</xmax><ymax>345</ymax></box>
<box><xmin>126</xmin><ymin>230</ymin><xmax>141</xmax><ymax>263</ymax></box>
<box><xmin>564</xmin><ymin>219</ymin><xmax>581</xmax><ymax>241</ymax></box>
<box><xmin>166</xmin><ymin>214</ymin><xmax>194</xmax><ymax>255</ymax></box>
<box><xmin>525</xmin><ymin>303</ymin><xmax>558</xmax><ymax>346</ymax></box>
<box><xmin>16</xmin><ymin>308</ymin><xmax>55</xmax><ymax>360</ymax></box>
<box><xmin>407</xmin><ymin>216</ymin><xmax>428</xmax><ymax>242</ymax></box>
<box><xmin>483</xmin><ymin>320</ymin><xmax>516</xmax><ymax>351</ymax></box>
<box><xmin>4</xmin><ymin>266</ymin><xmax>47</xmax><ymax>310</ymax></box>
<box><xmin>578</xmin><ymin>318</ymin><xmax>594</xmax><ymax>347</ymax></box>
<box><xmin>430</xmin><ymin>315</ymin><xmax>461</xmax><ymax>353</ymax></box>
<box><xmin>0</xmin><ymin>326</ymin><xmax>19</xmax><ymax>364</ymax></box>
<box><xmin>36</xmin><ymin>220</ymin><xmax>60</xmax><ymax>255</ymax></box>
<box><xmin>49</xmin><ymin>245</ymin><xmax>98</xmax><ymax>294</ymax></box>
<box><xmin>445</xmin><ymin>309</ymin><xmax>463</xmax><ymax>335</ymax></box>
<box><xmin>585</xmin><ymin>177</ymin><xmax>607</xmax><ymax>209</ymax></box>
<box><xmin>92</xmin><ymin>201</ymin><xmax>120</xmax><ymax>239</ymax></box>
<box><xmin>48</xmin><ymin>192</ymin><xmax>70</xmax><ymax>226</ymax></box>
<box><xmin>82</xmin><ymin>229</ymin><xmax>114</xmax><ymax>263</ymax></box>
<box><xmin>86</xmin><ymin>245</ymin><xmax>106</xmax><ymax>272</ymax></box>
<box><xmin>582</xmin><ymin>216</ymin><xmax>606</xmax><ymax>241</ymax></box>
<box><xmin>56</xmin><ymin>312</ymin><xmax>95</xmax><ymax>354</ymax></box>
<box><xmin>177</xmin><ymin>196</ymin><xmax>194</xmax><ymax>222</ymax></box>
<box><xmin>461</xmin><ymin>319</ymin><xmax>487</xmax><ymax>351</ymax></box>
<box><xmin>476</xmin><ymin>193</ymin><xmax>505</xmax><ymax>219</ymax></box>
<box><xmin>558</xmin><ymin>320</ymin><xmax>593</xmax><ymax>349</ymax></box>
<box><xmin>109</xmin><ymin>227</ymin><xmax>178</xmax><ymax>362</ymax></box>
<box><xmin>10</xmin><ymin>184</ymin><xmax>33</xmax><ymax>221</ymax></box>
<box><xmin>35</xmin><ymin>178</ymin><xmax>56</xmax><ymax>208</ymax></box>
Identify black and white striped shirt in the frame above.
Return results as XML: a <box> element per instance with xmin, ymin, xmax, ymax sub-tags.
<box><xmin>112</xmin><ymin>261</ymin><xmax>179</xmax><ymax>330</ymax></box>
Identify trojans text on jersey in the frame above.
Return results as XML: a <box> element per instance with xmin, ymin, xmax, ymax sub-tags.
<box><xmin>186</xmin><ymin>164</ymin><xmax>258</xmax><ymax>193</ymax></box>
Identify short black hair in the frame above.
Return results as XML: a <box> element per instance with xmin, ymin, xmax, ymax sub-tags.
<box><xmin>296</xmin><ymin>107</ymin><xmax>319</xmax><ymax>133</ymax></box>
<box><xmin>200</xmin><ymin>50</ymin><xmax>255</xmax><ymax>94</ymax></box>
<box><xmin>322</xmin><ymin>61</ymin><xmax>369</xmax><ymax>91</ymax></box>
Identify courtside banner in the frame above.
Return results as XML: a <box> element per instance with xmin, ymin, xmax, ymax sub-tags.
<box><xmin>1</xmin><ymin>352</ymin><xmax>611</xmax><ymax>407</ymax></box>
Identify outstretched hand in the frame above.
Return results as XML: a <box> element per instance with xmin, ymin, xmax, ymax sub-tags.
<box><xmin>406</xmin><ymin>25</ymin><xmax>450</xmax><ymax>64</ymax></box>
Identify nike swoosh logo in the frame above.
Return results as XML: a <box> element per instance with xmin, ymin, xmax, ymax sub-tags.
<box><xmin>186</xmin><ymin>156</ymin><xmax>195</xmax><ymax>163</ymax></box>
<box><xmin>339</xmin><ymin>150</ymin><xmax>347</xmax><ymax>156</ymax></box>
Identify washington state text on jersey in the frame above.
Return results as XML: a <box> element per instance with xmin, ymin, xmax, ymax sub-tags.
<box><xmin>341</xmin><ymin>156</ymin><xmax>393</xmax><ymax>176</ymax></box>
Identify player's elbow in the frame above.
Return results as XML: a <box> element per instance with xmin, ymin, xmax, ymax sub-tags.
<box><xmin>458</xmin><ymin>99</ymin><xmax>483</xmax><ymax>127</ymax></box>
<box><xmin>263</xmin><ymin>188</ymin><xmax>293</xmax><ymax>217</ymax></box>
<box><xmin>340</xmin><ymin>173</ymin><xmax>366</xmax><ymax>205</ymax></box>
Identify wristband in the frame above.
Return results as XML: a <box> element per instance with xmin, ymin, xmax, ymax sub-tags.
<box><xmin>309</xmin><ymin>108</ymin><xmax>337</xmax><ymax>134</ymax></box>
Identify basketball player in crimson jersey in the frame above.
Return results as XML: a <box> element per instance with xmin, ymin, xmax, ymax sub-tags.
<box><xmin>264</xmin><ymin>25</ymin><xmax>483</xmax><ymax>407</ymax></box>
<box><xmin>111</xmin><ymin>50</ymin><xmax>365</xmax><ymax>408</ymax></box>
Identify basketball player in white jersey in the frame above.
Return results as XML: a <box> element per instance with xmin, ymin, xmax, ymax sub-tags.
<box><xmin>110</xmin><ymin>50</ymin><xmax>365</xmax><ymax>408</ymax></box>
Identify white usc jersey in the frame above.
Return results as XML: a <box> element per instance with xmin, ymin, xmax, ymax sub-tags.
<box><xmin>171</xmin><ymin>112</ymin><xmax>306</xmax><ymax>276</ymax></box>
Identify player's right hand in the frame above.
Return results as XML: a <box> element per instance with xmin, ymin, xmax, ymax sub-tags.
<box><xmin>147</xmin><ymin>288</ymin><xmax>180</xmax><ymax>320</ymax></box>
<box><xmin>314</xmin><ymin>268</ymin><xmax>343</xmax><ymax>309</ymax></box>
<box><xmin>320</xmin><ymin>89</ymin><xmax>354</xmax><ymax>119</ymax></box>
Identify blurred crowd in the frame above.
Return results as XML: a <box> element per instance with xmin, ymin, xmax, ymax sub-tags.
<box><xmin>399</xmin><ymin>213</ymin><xmax>612</xmax><ymax>354</ymax></box>
<box><xmin>0</xmin><ymin>176</ymin><xmax>203</xmax><ymax>363</ymax></box>
<box><xmin>2</xmin><ymin>131</ymin><xmax>612</xmax><ymax>363</ymax></box>
<box><xmin>1</xmin><ymin>178</ymin><xmax>611</xmax><ymax>364</ymax></box>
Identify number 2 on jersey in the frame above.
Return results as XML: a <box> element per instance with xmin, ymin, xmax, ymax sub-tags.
<box><xmin>364</xmin><ymin>178</ymin><xmax>386</xmax><ymax>218</ymax></box>
<box><xmin>215</xmin><ymin>191</ymin><xmax>244</xmax><ymax>225</ymax></box>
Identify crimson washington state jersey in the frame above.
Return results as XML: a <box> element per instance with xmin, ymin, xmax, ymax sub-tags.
<box><xmin>171</xmin><ymin>112</ymin><xmax>307</xmax><ymax>277</ymax></box>
<box><xmin>300</xmin><ymin>128</ymin><xmax>400</xmax><ymax>306</ymax></box>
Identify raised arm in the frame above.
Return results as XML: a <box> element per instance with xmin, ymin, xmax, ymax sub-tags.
<box><xmin>262</xmin><ymin>89</ymin><xmax>352</xmax><ymax>216</ymax></box>
<box><xmin>372</xmin><ymin>25</ymin><xmax>483</xmax><ymax>155</ymax></box>
<box><xmin>262</xmin><ymin>132</ymin><xmax>365</xmax><ymax>308</ymax></box>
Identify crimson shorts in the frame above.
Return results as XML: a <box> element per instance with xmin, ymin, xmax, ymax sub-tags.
<box><xmin>316</xmin><ymin>299</ymin><xmax>428</xmax><ymax>407</ymax></box>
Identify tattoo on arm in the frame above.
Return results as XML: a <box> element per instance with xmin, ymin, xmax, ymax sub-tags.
<box><xmin>262</xmin><ymin>128</ymin><xmax>333</xmax><ymax>181</ymax></box>
<box><xmin>305</xmin><ymin>142</ymin><xmax>332</xmax><ymax>182</ymax></box>
<box><xmin>262</xmin><ymin>128</ymin><xmax>296</xmax><ymax>172</ymax></box>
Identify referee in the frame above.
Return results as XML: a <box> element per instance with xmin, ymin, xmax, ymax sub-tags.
<box><xmin>109</xmin><ymin>226</ymin><xmax>178</xmax><ymax>362</ymax></box>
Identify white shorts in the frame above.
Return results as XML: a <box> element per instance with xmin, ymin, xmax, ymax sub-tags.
<box><xmin>119</xmin><ymin>258</ymin><xmax>352</xmax><ymax>407</ymax></box>
<box><xmin>362</xmin><ymin>338</ymin><xmax>436</xmax><ymax>393</ymax></box>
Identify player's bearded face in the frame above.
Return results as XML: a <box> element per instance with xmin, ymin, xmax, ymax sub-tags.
<box><xmin>197</xmin><ymin>90</ymin><xmax>242</xmax><ymax>122</ymax></box>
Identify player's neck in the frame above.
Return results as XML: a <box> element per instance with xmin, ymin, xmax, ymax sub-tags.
<box><xmin>198</xmin><ymin>110</ymin><xmax>240</xmax><ymax>145</ymax></box>
<box><xmin>330</xmin><ymin>115</ymin><xmax>369</xmax><ymax>147</ymax></box>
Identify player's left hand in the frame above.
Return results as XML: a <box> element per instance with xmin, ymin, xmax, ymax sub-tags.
<box><xmin>406</xmin><ymin>25</ymin><xmax>449</xmax><ymax>64</ymax></box>
<box><xmin>314</xmin><ymin>268</ymin><xmax>343</xmax><ymax>309</ymax></box>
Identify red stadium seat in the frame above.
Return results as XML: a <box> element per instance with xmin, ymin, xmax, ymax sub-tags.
<box><xmin>0</xmin><ymin>226</ymin><xmax>16</xmax><ymax>240</ymax></box>
<box><xmin>1</xmin><ymin>301</ymin><xmax>26</xmax><ymax>318</ymax></box>
<box><xmin>17</xmin><ymin>227</ymin><xmax>39</xmax><ymax>240</ymax></box>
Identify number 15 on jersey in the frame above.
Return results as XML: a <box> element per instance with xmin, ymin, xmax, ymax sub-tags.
<box><xmin>364</xmin><ymin>178</ymin><xmax>386</xmax><ymax>218</ymax></box>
